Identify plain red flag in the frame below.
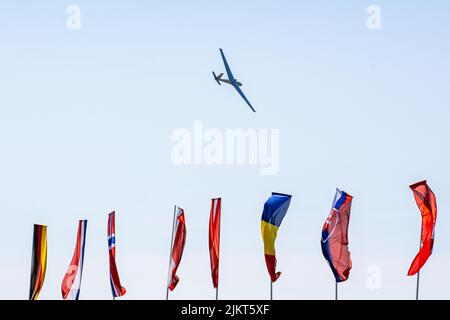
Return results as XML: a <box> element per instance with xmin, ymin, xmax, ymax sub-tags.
<box><xmin>407</xmin><ymin>180</ymin><xmax>437</xmax><ymax>276</ymax></box>
<box><xmin>209</xmin><ymin>198</ymin><xmax>221</xmax><ymax>288</ymax></box>
<box><xmin>167</xmin><ymin>207</ymin><xmax>187</xmax><ymax>291</ymax></box>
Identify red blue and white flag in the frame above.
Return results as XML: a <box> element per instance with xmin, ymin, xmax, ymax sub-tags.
<box><xmin>108</xmin><ymin>211</ymin><xmax>126</xmax><ymax>297</ymax></box>
<box><xmin>167</xmin><ymin>206</ymin><xmax>187</xmax><ymax>291</ymax></box>
<box><xmin>321</xmin><ymin>189</ymin><xmax>353</xmax><ymax>282</ymax></box>
<box><xmin>61</xmin><ymin>220</ymin><xmax>88</xmax><ymax>300</ymax></box>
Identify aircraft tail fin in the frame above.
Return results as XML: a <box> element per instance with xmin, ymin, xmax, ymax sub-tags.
<box><xmin>212</xmin><ymin>71</ymin><xmax>221</xmax><ymax>85</ymax></box>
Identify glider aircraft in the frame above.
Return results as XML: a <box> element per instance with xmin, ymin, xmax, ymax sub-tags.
<box><xmin>212</xmin><ymin>49</ymin><xmax>256</xmax><ymax>112</ymax></box>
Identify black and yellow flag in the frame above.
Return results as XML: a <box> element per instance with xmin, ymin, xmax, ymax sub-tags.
<box><xmin>29</xmin><ymin>224</ymin><xmax>47</xmax><ymax>300</ymax></box>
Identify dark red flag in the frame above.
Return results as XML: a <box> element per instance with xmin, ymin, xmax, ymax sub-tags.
<box><xmin>209</xmin><ymin>198</ymin><xmax>221</xmax><ymax>288</ymax></box>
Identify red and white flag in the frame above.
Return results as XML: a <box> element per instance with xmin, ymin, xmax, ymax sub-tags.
<box><xmin>61</xmin><ymin>220</ymin><xmax>88</xmax><ymax>300</ymax></box>
<box><xmin>167</xmin><ymin>207</ymin><xmax>187</xmax><ymax>291</ymax></box>
<box><xmin>209</xmin><ymin>198</ymin><xmax>221</xmax><ymax>288</ymax></box>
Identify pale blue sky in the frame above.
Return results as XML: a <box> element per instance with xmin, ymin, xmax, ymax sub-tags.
<box><xmin>0</xmin><ymin>1</ymin><xmax>449</xmax><ymax>300</ymax></box>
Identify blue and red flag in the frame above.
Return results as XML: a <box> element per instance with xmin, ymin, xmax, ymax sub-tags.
<box><xmin>407</xmin><ymin>180</ymin><xmax>437</xmax><ymax>276</ymax></box>
<box><xmin>108</xmin><ymin>211</ymin><xmax>126</xmax><ymax>297</ymax></box>
<box><xmin>61</xmin><ymin>220</ymin><xmax>88</xmax><ymax>300</ymax></box>
<box><xmin>321</xmin><ymin>189</ymin><xmax>353</xmax><ymax>282</ymax></box>
<box><xmin>261</xmin><ymin>192</ymin><xmax>292</xmax><ymax>282</ymax></box>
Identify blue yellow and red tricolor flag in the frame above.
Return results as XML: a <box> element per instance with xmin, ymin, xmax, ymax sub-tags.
<box><xmin>261</xmin><ymin>192</ymin><xmax>292</xmax><ymax>282</ymax></box>
<box><xmin>29</xmin><ymin>224</ymin><xmax>47</xmax><ymax>300</ymax></box>
<box><xmin>108</xmin><ymin>211</ymin><xmax>126</xmax><ymax>298</ymax></box>
<box><xmin>407</xmin><ymin>180</ymin><xmax>437</xmax><ymax>276</ymax></box>
<box><xmin>321</xmin><ymin>189</ymin><xmax>353</xmax><ymax>282</ymax></box>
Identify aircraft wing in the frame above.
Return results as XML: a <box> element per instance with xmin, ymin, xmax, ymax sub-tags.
<box><xmin>232</xmin><ymin>83</ymin><xmax>256</xmax><ymax>112</ymax></box>
<box><xmin>220</xmin><ymin>49</ymin><xmax>235</xmax><ymax>81</ymax></box>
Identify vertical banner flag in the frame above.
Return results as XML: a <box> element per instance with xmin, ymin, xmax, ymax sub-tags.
<box><xmin>407</xmin><ymin>180</ymin><xmax>437</xmax><ymax>276</ymax></box>
<box><xmin>168</xmin><ymin>207</ymin><xmax>187</xmax><ymax>291</ymax></box>
<box><xmin>108</xmin><ymin>211</ymin><xmax>126</xmax><ymax>297</ymax></box>
<box><xmin>261</xmin><ymin>192</ymin><xmax>292</xmax><ymax>282</ymax></box>
<box><xmin>61</xmin><ymin>220</ymin><xmax>88</xmax><ymax>300</ymax></box>
<box><xmin>321</xmin><ymin>189</ymin><xmax>353</xmax><ymax>282</ymax></box>
<box><xmin>29</xmin><ymin>224</ymin><xmax>48</xmax><ymax>300</ymax></box>
<box><xmin>209</xmin><ymin>198</ymin><xmax>221</xmax><ymax>289</ymax></box>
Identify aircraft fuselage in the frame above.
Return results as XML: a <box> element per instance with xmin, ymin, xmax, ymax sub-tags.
<box><xmin>218</xmin><ymin>78</ymin><xmax>242</xmax><ymax>87</ymax></box>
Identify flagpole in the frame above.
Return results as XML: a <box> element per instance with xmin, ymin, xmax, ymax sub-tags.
<box><xmin>166</xmin><ymin>205</ymin><xmax>177</xmax><ymax>301</ymax></box>
<box><xmin>416</xmin><ymin>225</ymin><xmax>423</xmax><ymax>301</ymax></box>
<box><xmin>416</xmin><ymin>271</ymin><xmax>420</xmax><ymax>300</ymax></box>
<box><xmin>335</xmin><ymin>281</ymin><xmax>338</xmax><ymax>300</ymax></box>
<box><xmin>270</xmin><ymin>281</ymin><xmax>273</xmax><ymax>300</ymax></box>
